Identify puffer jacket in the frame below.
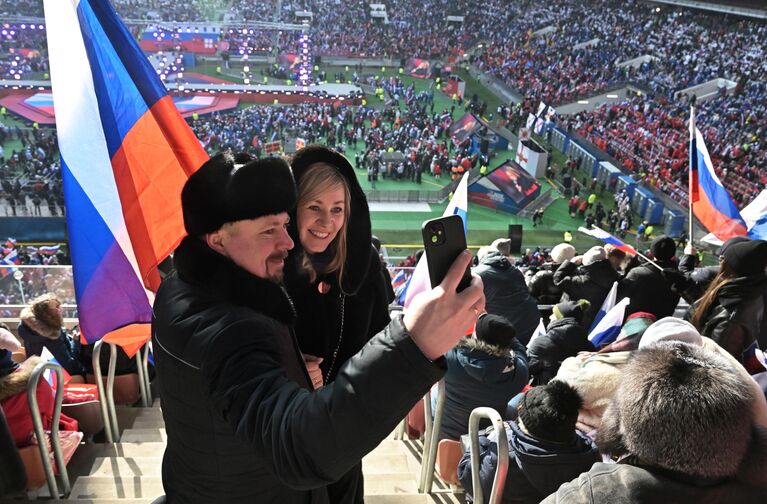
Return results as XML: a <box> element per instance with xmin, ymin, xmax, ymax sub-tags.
<box><xmin>527</xmin><ymin>317</ymin><xmax>594</xmax><ymax>386</ymax></box>
<box><xmin>458</xmin><ymin>420</ymin><xmax>600</xmax><ymax>504</ymax></box>
<box><xmin>440</xmin><ymin>338</ymin><xmax>528</xmax><ymax>440</ymax></box>
<box><xmin>553</xmin><ymin>259</ymin><xmax>620</xmax><ymax>330</ymax></box>
<box><xmin>152</xmin><ymin>236</ymin><xmax>445</xmax><ymax>503</ymax></box>
<box><xmin>685</xmin><ymin>272</ymin><xmax>767</xmax><ymax>364</ymax></box>
<box><xmin>475</xmin><ymin>252</ymin><xmax>540</xmax><ymax>344</ymax></box>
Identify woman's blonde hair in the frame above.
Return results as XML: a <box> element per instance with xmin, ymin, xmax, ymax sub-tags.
<box><xmin>297</xmin><ymin>162</ymin><xmax>351</xmax><ymax>285</ymax></box>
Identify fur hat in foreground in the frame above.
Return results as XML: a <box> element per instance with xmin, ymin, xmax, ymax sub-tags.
<box><xmin>182</xmin><ymin>153</ymin><xmax>297</xmax><ymax>236</ymax></box>
<box><xmin>597</xmin><ymin>341</ymin><xmax>754</xmax><ymax>479</ymax></box>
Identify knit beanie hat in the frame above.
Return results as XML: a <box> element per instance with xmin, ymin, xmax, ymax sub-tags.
<box><xmin>490</xmin><ymin>238</ymin><xmax>512</xmax><ymax>256</ymax></box>
<box><xmin>475</xmin><ymin>314</ymin><xmax>516</xmax><ymax>349</ymax></box>
<box><xmin>638</xmin><ymin>317</ymin><xmax>703</xmax><ymax>349</ymax></box>
<box><xmin>722</xmin><ymin>239</ymin><xmax>767</xmax><ymax>276</ymax></box>
<box><xmin>182</xmin><ymin>153</ymin><xmax>297</xmax><ymax>236</ymax></box>
<box><xmin>598</xmin><ymin>342</ymin><xmax>754</xmax><ymax>479</ymax></box>
<box><xmin>582</xmin><ymin>246</ymin><xmax>606</xmax><ymax>266</ymax></box>
<box><xmin>552</xmin><ymin>299</ymin><xmax>590</xmax><ymax>323</ymax></box>
<box><xmin>550</xmin><ymin>243</ymin><xmax>576</xmax><ymax>264</ymax></box>
<box><xmin>718</xmin><ymin>235</ymin><xmax>751</xmax><ymax>256</ymax></box>
<box><xmin>518</xmin><ymin>380</ymin><xmax>583</xmax><ymax>443</ymax></box>
<box><xmin>650</xmin><ymin>236</ymin><xmax>676</xmax><ymax>261</ymax></box>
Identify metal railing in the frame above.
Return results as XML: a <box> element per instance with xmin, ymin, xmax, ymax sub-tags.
<box><xmin>468</xmin><ymin>408</ymin><xmax>508</xmax><ymax>504</ymax></box>
<box><xmin>27</xmin><ymin>362</ymin><xmax>71</xmax><ymax>499</ymax></box>
<box><xmin>92</xmin><ymin>340</ymin><xmax>119</xmax><ymax>443</ymax></box>
<box><xmin>418</xmin><ymin>378</ymin><xmax>445</xmax><ymax>493</ymax></box>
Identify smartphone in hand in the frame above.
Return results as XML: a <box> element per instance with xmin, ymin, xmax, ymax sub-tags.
<box><xmin>421</xmin><ymin>215</ymin><xmax>472</xmax><ymax>291</ymax></box>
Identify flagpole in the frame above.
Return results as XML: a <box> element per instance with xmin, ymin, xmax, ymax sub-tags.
<box><xmin>688</xmin><ymin>96</ymin><xmax>696</xmax><ymax>249</ymax></box>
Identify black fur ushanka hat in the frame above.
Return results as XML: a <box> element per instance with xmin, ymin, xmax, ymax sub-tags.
<box><xmin>182</xmin><ymin>153</ymin><xmax>297</xmax><ymax>236</ymax></box>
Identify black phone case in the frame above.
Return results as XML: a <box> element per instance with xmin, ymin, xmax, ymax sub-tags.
<box><xmin>421</xmin><ymin>215</ymin><xmax>472</xmax><ymax>291</ymax></box>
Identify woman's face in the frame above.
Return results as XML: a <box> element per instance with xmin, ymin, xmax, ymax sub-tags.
<box><xmin>297</xmin><ymin>183</ymin><xmax>346</xmax><ymax>254</ymax></box>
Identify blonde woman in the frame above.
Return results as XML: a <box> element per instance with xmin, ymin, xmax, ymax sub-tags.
<box><xmin>285</xmin><ymin>145</ymin><xmax>390</xmax><ymax>504</ymax></box>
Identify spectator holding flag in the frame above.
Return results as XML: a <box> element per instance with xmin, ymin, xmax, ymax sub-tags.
<box><xmin>553</xmin><ymin>246</ymin><xmax>621</xmax><ymax>330</ymax></box>
<box><xmin>619</xmin><ymin>236</ymin><xmax>681</xmax><ymax>320</ymax></box>
<box><xmin>18</xmin><ymin>293</ymin><xmax>86</xmax><ymax>381</ymax></box>
<box><xmin>284</xmin><ymin>145</ymin><xmax>392</xmax><ymax>502</ymax></box>
<box><xmin>528</xmin><ymin>300</ymin><xmax>593</xmax><ymax>386</ymax></box>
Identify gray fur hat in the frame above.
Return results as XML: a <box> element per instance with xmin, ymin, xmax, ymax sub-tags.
<box><xmin>597</xmin><ymin>341</ymin><xmax>754</xmax><ymax>479</ymax></box>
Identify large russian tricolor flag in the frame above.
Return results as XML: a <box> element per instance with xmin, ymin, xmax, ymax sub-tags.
<box><xmin>44</xmin><ymin>0</ymin><xmax>208</xmax><ymax>344</ymax></box>
<box><xmin>689</xmin><ymin>126</ymin><xmax>747</xmax><ymax>241</ymax></box>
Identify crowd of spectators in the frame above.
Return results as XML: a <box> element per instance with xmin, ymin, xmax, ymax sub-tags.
<box><xmin>565</xmin><ymin>84</ymin><xmax>766</xmax><ymax>206</ymax></box>
<box><xmin>0</xmin><ymin>127</ymin><xmax>64</xmax><ymax>217</ymax></box>
<box><xmin>0</xmin><ymin>0</ymin><xmax>764</xmax><ymax>207</ymax></box>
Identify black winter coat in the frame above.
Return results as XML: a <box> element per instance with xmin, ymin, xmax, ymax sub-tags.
<box><xmin>685</xmin><ymin>272</ymin><xmax>767</xmax><ymax>363</ymax></box>
<box><xmin>619</xmin><ymin>259</ymin><xmax>680</xmax><ymax>320</ymax></box>
<box><xmin>152</xmin><ymin>236</ymin><xmax>445</xmax><ymax>503</ymax></box>
<box><xmin>527</xmin><ymin>318</ymin><xmax>594</xmax><ymax>386</ymax></box>
<box><xmin>553</xmin><ymin>259</ymin><xmax>620</xmax><ymax>330</ymax></box>
<box><xmin>474</xmin><ymin>252</ymin><xmax>540</xmax><ymax>344</ymax></box>
<box><xmin>527</xmin><ymin>264</ymin><xmax>564</xmax><ymax>305</ymax></box>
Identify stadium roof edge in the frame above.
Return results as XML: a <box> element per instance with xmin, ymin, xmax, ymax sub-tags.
<box><xmin>647</xmin><ymin>0</ymin><xmax>767</xmax><ymax>19</ymax></box>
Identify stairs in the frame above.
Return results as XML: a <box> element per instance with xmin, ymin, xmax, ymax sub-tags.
<box><xmin>53</xmin><ymin>400</ymin><xmax>464</xmax><ymax>503</ymax></box>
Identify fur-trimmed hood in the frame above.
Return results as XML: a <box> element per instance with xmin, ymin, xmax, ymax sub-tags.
<box><xmin>172</xmin><ymin>235</ymin><xmax>296</xmax><ymax>327</ymax></box>
<box><xmin>287</xmin><ymin>145</ymin><xmax>373</xmax><ymax>295</ymax></box>
<box><xmin>0</xmin><ymin>356</ymin><xmax>42</xmax><ymax>401</ymax></box>
<box><xmin>20</xmin><ymin>306</ymin><xmax>60</xmax><ymax>340</ymax></box>
<box><xmin>453</xmin><ymin>337</ymin><xmax>519</xmax><ymax>383</ymax></box>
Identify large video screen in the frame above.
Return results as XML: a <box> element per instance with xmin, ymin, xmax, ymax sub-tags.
<box><xmin>488</xmin><ymin>163</ymin><xmax>540</xmax><ymax>205</ymax></box>
<box><xmin>449</xmin><ymin>113</ymin><xmax>481</xmax><ymax>146</ymax></box>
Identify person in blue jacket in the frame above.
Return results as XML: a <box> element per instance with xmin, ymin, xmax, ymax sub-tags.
<box><xmin>458</xmin><ymin>380</ymin><xmax>600</xmax><ymax>504</ymax></box>
<box><xmin>439</xmin><ymin>314</ymin><xmax>529</xmax><ymax>440</ymax></box>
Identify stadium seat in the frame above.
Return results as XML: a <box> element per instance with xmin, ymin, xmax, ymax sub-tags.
<box><xmin>435</xmin><ymin>439</ymin><xmax>463</xmax><ymax>486</ymax></box>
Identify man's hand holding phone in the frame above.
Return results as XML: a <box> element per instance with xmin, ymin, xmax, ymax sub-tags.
<box><xmin>404</xmin><ymin>251</ymin><xmax>485</xmax><ymax>361</ymax></box>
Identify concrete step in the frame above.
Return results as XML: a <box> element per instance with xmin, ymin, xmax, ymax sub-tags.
<box><xmin>366</xmin><ymin>495</ymin><xmax>464</xmax><ymax>503</ymax></box>
<box><xmin>119</xmin><ymin>428</ymin><xmax>167</xmax><ymax>443</ymax></box>
<box><xmin>69</xmin><ymin>473</ymin><xmax>436</xmax><ymax>500</ymax></box>
<box><xmin>68</xmin><ymin>476</ymin><xmax>165</xmax><ymax>500</ymax></box>
<box><xmin>89</xmin><ymin>457</ymin><xmax>162</xmax><ymax>477</ymax></box>
<box><xmin>363</xmin><ymin>451</ymin><xmax>420</xmax><ymax>475</ymax></box>
<box><xmin>86</xmin><ymin>449</ymin><xmax>418</xmax><ymax>479</ymax></box>
<box><xmin>129</xmin><ymin>419</ymin><xmax>167</xmax><ymax>429</ymax></box>
<box><xmin>61</xmin><ymin>500</ymin><xmax>152</xmax><ymax>504</ymax></box>
<box><xmin>363</xmin><ymin>473</ymin><xmax>419</xmax><ymax>495</ymax></box>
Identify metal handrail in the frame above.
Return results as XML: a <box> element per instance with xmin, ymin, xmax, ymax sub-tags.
<box><xmin>27</xmin><ymin>362</ymin><xmax>71</xmax><ymax>499</ymax></box>
<box><xmin>418</xmin><ymin>378</ymin><xmax>445</xmax><ymax>493</ymax></box>
<box><xmin>136</xmin><ymin>347</ymin><xmax>149</xmax><ymax>408</ymax></box>
<box><xmin>469</xmin><ymin>408</ymin><xmax>509</xmax><ymax>504</ymax></box>
<box><xmin>141</xmin><ymin>343</ymin><xmax>153</xmax><ymax>406</ymax></box>
<box><xmin>92</xmin><ymin>340</ymin><xmax>119</xmax><ymax>442</ymax></box>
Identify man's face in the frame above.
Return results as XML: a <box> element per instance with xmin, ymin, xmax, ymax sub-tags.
<box><xmin>212</xmin><ymin>213</ymin><xmax>294</xmax><ymax>282</ymax></box>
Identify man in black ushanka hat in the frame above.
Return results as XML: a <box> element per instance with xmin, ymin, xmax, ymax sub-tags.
<box><xmin>152</xmin><ymin>153</ymin><xmax>486</xmax><ymax>503</ymax></box>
